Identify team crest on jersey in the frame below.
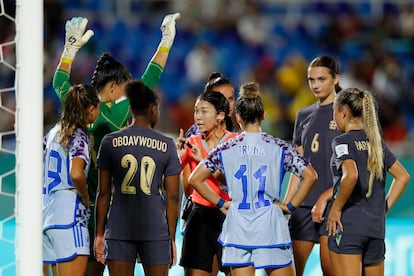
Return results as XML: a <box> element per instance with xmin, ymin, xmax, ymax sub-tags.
<box><xmin>329</xmin><ymin>120</ymin><xmax>337</xmax><ymax>130</ymax></box>
<box><xmin>335</xmin><ymin>144</ymin><xmax>349</xmax><ymax>158</ymax></box>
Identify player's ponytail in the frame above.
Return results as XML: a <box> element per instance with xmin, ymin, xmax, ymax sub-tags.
<box><xmin>335</xmin><ymin>88</ymin><xmax>383</xmax><ymax>197</ymax></box>
<box><xmin>361</xmin><ymin>90</ymin><xmax>384</xmax><ymax>196</ymax></box>
<box><xmin>60</xmin><ymin>84</ymin><xmax>99</xmax><ymax>149</ymax></box>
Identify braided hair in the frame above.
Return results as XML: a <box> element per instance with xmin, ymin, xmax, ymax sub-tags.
<box><xmin>335</xmin><ymin>88</ymin><xmax>383</xmax><ymax>197</ymax></box>
<box><xmin>91</xmin><ymin>53</ymin><xmax>132</xmax><ymax>93</ymax></box>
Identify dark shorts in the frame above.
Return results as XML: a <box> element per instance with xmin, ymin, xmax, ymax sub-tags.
<box><xmin>328</xmin><ymin>234</ymin><xmax>385</xmax><ymax>265</ymax></box>
<box><xmin>179</xmin><ymin>203</ymin><xmax>226</xmax><ymax>272</ymax></box>
<box><xmin>289</xmin><ymin>206</ymin><xmax>326</xmax><ymax>243</ymax></box>
<box><xmin>106</xmin><ymin>239</ymin><xmax>171</xmax><ymax>265</ymax></box>
<box><xmin>88</xmin><ymin>205</ymin><xmax>96</xmax><ymax>262</ymax></box>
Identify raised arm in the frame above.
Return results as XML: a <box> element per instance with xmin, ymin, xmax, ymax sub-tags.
<box><xmin>141</xmin><ymin>13</ymin><xmax>180</xmax><ymax>89</ymax></box>
<box><xmin>53</xmin><ymin>17</ymin><xmax>94</xmax><ymax>101</ymax></box>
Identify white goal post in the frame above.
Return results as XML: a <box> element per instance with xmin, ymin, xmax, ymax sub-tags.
<box><xmin>15</xmin><ymin>0</ymin><xmax>43</xmax><ymax>275</ymax></box>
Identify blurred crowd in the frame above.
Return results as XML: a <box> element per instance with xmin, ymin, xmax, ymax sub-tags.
<box><xmin>1</xmin><ymin>0</ymin><xmax>414</xmax><ymax>146</ymax></box>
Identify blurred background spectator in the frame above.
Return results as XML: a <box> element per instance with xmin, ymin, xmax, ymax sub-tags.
<box><xmin>1</xmin><ymin>3</ymin><xmax>414</xmax><ymax>274</ymax></box>
<box><xmin>2</xmin><ymin>0</ymin><xmax>414</xmax><ymax>151</ymax></box>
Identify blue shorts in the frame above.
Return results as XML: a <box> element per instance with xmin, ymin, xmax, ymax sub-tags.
<box><xmin>328</xmin><ymin>234</ymin><xmax>385</xmax><ymax>265</ymax></box>
<box><xmin>222</xmin><ymin>246</ymin><xmax>293</xmax><ymax>269</ymax></box>
<box><xmin>43</xmin><ymin>224</ymin><xmax>90</xmax><ymax>264</ymax></box>
<box><xmin>105</xmin><ymin>239</ymin><xmax>171</xmax><ymax>265</ymax></box>
<box><xmin>289</xmin><ymin>206</ymin><xmax>326</xmax><ymax>243</ymax></box>
<box><xmin>43</xmin><ymin>190</ymin><xmax>91</xmax><ymax>264</ymax></box>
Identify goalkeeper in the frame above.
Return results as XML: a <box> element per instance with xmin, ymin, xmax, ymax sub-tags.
<box><xmin>51</xmin><ymin>13</ymin><xmax>180</xmax><ymax>276</ymax></box>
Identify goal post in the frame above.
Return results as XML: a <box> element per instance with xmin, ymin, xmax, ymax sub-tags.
<box><xmin>15</xmin><ymin>0</ymin><xmax>43</xmax><ymax>275</ymax></box>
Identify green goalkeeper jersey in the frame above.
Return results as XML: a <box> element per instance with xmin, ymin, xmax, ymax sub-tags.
<box><xmin>53</xmin><ymin>61</ymin><xmax>163</xmax><ymax>203</ymax></box>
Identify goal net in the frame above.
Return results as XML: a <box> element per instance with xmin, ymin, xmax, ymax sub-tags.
<box><xmin>1</xmin><ymin>0</ymin><xmax>43</xmax><ymax>275</ymax></box>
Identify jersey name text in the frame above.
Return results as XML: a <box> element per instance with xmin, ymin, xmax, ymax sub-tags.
<box><xmin>238</xmin><ymin>145</ymin><xmax>265</xmax><ymax>156</ymax></box>
<box><xmin>112</xmin><ymin>135</ymin><xmax>167</xmax><ymax>152</ymax></box>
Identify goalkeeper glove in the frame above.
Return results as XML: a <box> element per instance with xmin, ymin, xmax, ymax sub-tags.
<box><xmin>61</xmin><ymin>17</ymin><xmax>94</xmax><ymax>64</ymax></box>
<box><xmin>158</xmin><ymin>13</ymin><xmax>180</xmax><ymax>53</ymax></box>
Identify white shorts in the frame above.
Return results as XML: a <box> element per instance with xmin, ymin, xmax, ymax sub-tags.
<box><xmin>222</xmin><ymin>246</ymin><xmax>293</xmax><ymax>269</ymax></box>
<box><xmin>43</xmin><ymin>224</ymin><xmax>90</xmax><ymax>264</ymax></box>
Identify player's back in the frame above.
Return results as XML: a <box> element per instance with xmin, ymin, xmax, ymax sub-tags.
<box><xmin>98</xmin><ymin>125</ymin><xmax>181</xmax><ymax>240</ymax></box>
<box><xmin>217</xmin><ymin>132</ymin><xmax>291</xmax><ymax>247</ymax></box>
<box><xmin>220</xmin><ymin>132</ymin><xmax>289</xmax><ymax>204</ymax></box>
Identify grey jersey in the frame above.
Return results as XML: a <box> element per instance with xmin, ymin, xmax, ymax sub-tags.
<box><xmin>97</xmin><ymin>125</ymin><xmax>181</xmax><ymax>240</ymax></box>
<box><xmin>203</xmin><ymin>132</ymin><xmax>309</xmax><ymax>248</ymax></box>
<box><xmin>293</xmin><ymin>102</ymin><xmax>339</xmax><ymax>207</ymax></box>
<box><xmin>330</xmin><ymin>130</ymin><xmax>396</xmax><ymax>238</ymax></box>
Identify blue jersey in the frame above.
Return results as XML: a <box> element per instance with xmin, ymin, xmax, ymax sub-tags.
<box><xmin>42</xmin><ymin>124</ymin><xmax>91</xmax><ymax>230</ymax></box>
<box><xmin>202</xmin><ymin>132</ymin><xmax>309</xmax><ymax>248</ymax></box>
<box><xmin>330</xmin><ymin>130</ymin><xmax>396</xmax><ymax>238</ymax></box>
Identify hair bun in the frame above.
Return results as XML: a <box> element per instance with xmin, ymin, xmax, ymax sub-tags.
<box><xmin>239</xmin><ymin>82</ymin><xmax>260</xmax><ymax>99</ymax></box>
<box><xmin>208</xmin><ymin>72</ymin><xmax>223</xmax><ymax>81</ymax></box>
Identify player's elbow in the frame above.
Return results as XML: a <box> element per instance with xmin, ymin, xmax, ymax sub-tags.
<box><xmin>188</xmin><ymin>173</ymin><xmax>202</xmax><ymax>191</ymax></box>
<box><xmin>402</xmin><ymin>170</ymin><xmax>410</xmax><ymax>184</ymax></box>
<box><xmin>188</xmin><ymin>174</ymin><xmax>197</xmax><ymax>189</ymax></box>
<box><xmin>70</xmin><ymin>170</ymin><xmax>85</xmax><ymax>184</ymax></box>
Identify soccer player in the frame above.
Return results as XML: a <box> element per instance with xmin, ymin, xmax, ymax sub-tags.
<box><xmin>283</xmin><ymin>56</ymin><xmax>341</xmax><ymax>276</ymax></box>
<box><xmin>326</xmin><ymin>88</ymin><xmax>410</xmax><ymax>276</ymax></box>
<box><xmin>188</xmin><ymin>82</ymin><xmax>318</xmax><ymax>276</ymax></box>
<box><xmin>95</xmin><ymin>80</ymin><xmax>181</xmax><ymax>275</ymax></box>
<box><xmin>43</xmin><ymin>84</ymin><xmax>100</xmax><ymax>276</ymax></box>
<box><xmin>176</xmin><ymin>90</ymin><xmax>237</xmax><ymax>275</ymax></box>
<box><xmin>184</xmin><ymin>72</ymin><xmax>237</xmax><ymax>138</ymax></box>
<box><xmin>52</xmin><ymin>14</ymin><xmax>180</xmax><ymax>275</ymax></box>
